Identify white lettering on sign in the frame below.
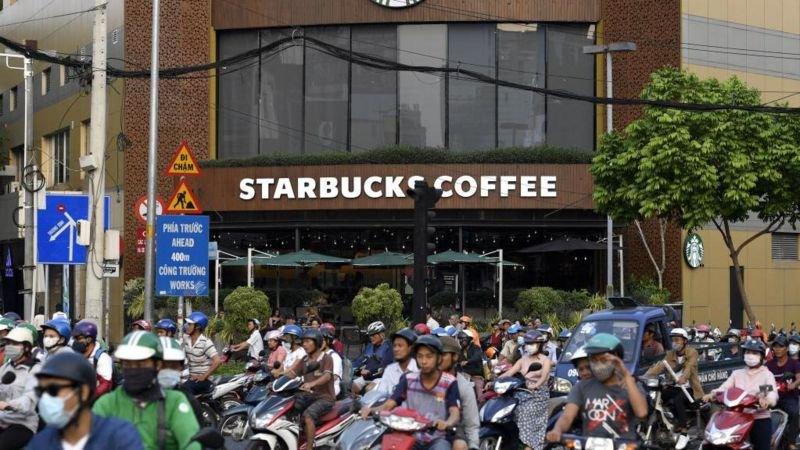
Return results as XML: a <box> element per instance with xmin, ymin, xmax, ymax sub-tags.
<box><xmin>238</xmin><ymin>175</ymin><xmax>559</xmax><ymax>201</ymax></box>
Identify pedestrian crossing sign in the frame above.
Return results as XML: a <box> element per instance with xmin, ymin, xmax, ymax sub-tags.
<box><xmin>166</xmin><ymin>180</ymin><xmax>203</xmax><ymax>214</ymax></box>
<box><xmin>166</xmin><ymin>141</ymin><xmax>201</xmax><ymax>176</ymax></box>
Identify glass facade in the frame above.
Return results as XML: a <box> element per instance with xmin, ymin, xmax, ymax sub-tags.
<box><xmin>217</xmin><ymin>23</ymin><xmax>595</xmax><ymax>159</ymax></box>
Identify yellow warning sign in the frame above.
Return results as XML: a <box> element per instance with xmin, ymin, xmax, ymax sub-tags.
<box><xmin>166</xmin><ymin>141</ymin><xmax>201</xmax><ymax>176</ymax></box>
<box><xmin>166</xmin><ymin>181</ymin><xmax>203</xmax><ymax>214</ymax></box>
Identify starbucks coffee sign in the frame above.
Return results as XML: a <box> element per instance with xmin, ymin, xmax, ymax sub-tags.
<box><xmin>371</xmin><ymin>0</ymin><xmax>425</xmax><ymax>8</ymax></box>
<box><xmin>684</xmin><ymin>233</ymin><xmax>704</xmax><ymax>269</ymax></box>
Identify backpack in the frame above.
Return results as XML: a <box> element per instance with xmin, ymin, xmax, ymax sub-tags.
<box><xmin>93</xmin><ymin>348</ymin><xmax>121</xmax><ymax>388</ymax></box>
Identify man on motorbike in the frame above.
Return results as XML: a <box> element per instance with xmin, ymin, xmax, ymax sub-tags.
<box><xmin>274</xmin><ymin>324</ymin><xmax>306</xmax><ymax>379</ymax></box>
<box><xmin>71</xmin><ymin>320</ymin><xmax>114</xmax><ymax>398</ymax></box>
<box><xmin>351</xmin><ymin>321</ymin><xmax>392</xmax><ymax>395</ymax></box>
<box><xmin>93</xmin><ymin>331</ymin><xmax>201</xmax><ymax>450</ymax></box>
<box><xmin>0</xmin><ymin>327</ymin><xmax>41</xmax><ymax>449</ymax></box>
<box><xmin>546</xmin><ymin>333</ymin><xmax>649</xmax><ymax>444</ymax></box>
<box><xmin>373</xmin><ymin>328</ymin><xmax>418</xmax><ymax>396</ymax></box>
<box><xmin>157</xmin><ymin>336</ymin><xmax>205</xmax><ymax>425</ymax></box>
<box><xmin>230</xmin><ymin>318</ymin><xmax>264</xmax><ymax>362</ymax></box>
<box><xmin>287</xmin><ymin>328</ymin><xmax>335</xmax><ymax>450</ymax></box>
<box><xmin>41</xmin><ymin>319</ymin><xmax>73</xmax><ymax>361</ymax></box>
<box><xmin>459</xmin><ymin>316</ymin><xmax>481</xmax><ymax>347</ymax></box>
<box><xmin>440</xmin><ymin>336</ymin><xmax>480</xmax><ymax>450</ymax></box>
<box><xmin>766</xmin><ymin>335</ymin><xmax>800</xmax><ymax>450</ymax></box>
<box><xmin>155</xmin><ymin>318</ymin><xmax>178</xmax><ymax>338</ymax></box>
<box><xmin>363</xmin><ymin>335</ymin><xmax>461</xmax><ymax>450</ymax></box>
<box><xmin>458</xmin><ymin>329</ymin><xmax>486</xmax><ymax>404</ymax></box>
<box><xmin>570</xmin><ymin>346</ymin><xmax>592</xmax><ymax>381</ymax></box>
<box><xmin>721</xmin><ymin>329</ymin><xmax>741</xmax><ymax>359</ymax></box>
<box><xmin>181</xmin><ymin>311</ymin><xmax>221</xmax><ymax>395</ymax></box>
<box><xmin>499</xmin><ymin>324</ymin><xmax>523</xmax><ymax>365</ymax></box>
<box><xmin>321</xmin><ymin>327</ymin><xmax>344</xmax><ymax>398</ymax></box>
<box><xmin>644</xmin><ymin>328</ymin><xmax>703</xmax><ymax>433</ymax></box>
<box><xmin>702</xmin><ymin>339</ymin><xmax>778</xmax><ymax>450</ymax></box>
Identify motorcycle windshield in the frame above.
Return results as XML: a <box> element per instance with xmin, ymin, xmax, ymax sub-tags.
<box><xmin>336</xmin><ymin>418</ymin><xmax>387</xmax><ymax>450</ymax></box>
<box><xmin>246</xmin><ymin>385</ymin><xmax>268</xmax><ymax>404</ymax></box>
<box><xmin>251</xmin><ymin>395</ymin><xmax>293</xmax><ymax>418</ymax></box>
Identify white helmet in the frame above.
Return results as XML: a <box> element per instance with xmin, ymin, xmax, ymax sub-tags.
<box><xmin>5</xmin><ymin>327</ymin><xmax>34</xmax><ymax>345</ymax></box>
<box><xmin>570</xmin><ymin>346</ymin><xmax>589</xmax><ymax>363</ymax></box>
<box><xmin>159</xmin><ymin>337</ymin><xmax>185</xmax><ymax>362</ymax></box>
<box><xmin>366</xmin><ymin>321</ymin><xmax>386</xmax><ymax>335</ymax></box>
<box><xmin>266</xmin><ymin>330</ymin><xmax>283</xmax><ymax>341</ymax></box>
<box><xmin>51</xmin><ymin>311</ymin><xmax>68</xmax><ymax>321</ymax></box>
<box><xmin>670</xmin><ymin>328</ymin><xmax>690</xmax><ymax>341</ymax></box>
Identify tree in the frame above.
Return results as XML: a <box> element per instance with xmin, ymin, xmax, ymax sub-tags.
<box><xmin>592</xmin><ymin>68</ymin><xmax>800</xmax><ymax>323</ymax></box>
<box><xmin>351</xmin><ymin>283</ymin><xmax>404</xmax><ymax>330</ymax></box>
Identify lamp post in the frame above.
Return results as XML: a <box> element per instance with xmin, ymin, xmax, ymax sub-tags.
<box><xmin>583</xmin><ymin>41</ymin><xmax>636</xmax><ymax>297</ymax></box>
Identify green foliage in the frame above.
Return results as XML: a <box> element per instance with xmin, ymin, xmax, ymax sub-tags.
<box><xmin>351</xmin><ymin>283</ymin><xmax>404</xmax><ymax>329</ymax></box>
<box><xmin>202</xmin><ymin>146</ymin><xmax>593</xmax><ymax>168</ymax></box>
<box><xmin>222</xmin><ymin>287</ymin><xmax>271</xmax><ymax>342</ymax></box>
<box><xmin>429</xmin><ymin>290</ymin><xmax>458</xmax><ymax>309</ymax></box>
<box><xmin>516</xmin><ymin>288</ymin><xmax>594</xmax><ymax>328</ymax></box>
<box><xmin>628</xmin><ymin>277</ymin><xmax>670</xmax><ymax>306</ymax></box>
<box><xmin>123</xmin><ymin>278</ymin><xmax>145</xmax><ymax>307</ymax></box>
<box><xmin>216</xmin><ymin>361</ymin><xmax>245</xmax><ymax>376</ymax></box>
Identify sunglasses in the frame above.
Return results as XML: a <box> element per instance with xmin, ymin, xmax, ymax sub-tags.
<box><xmin>35</xmin><ymin>383</ymin><xmax>77</xmax><ymax>397</ymax></box>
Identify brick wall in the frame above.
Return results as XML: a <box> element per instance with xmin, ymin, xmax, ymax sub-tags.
<box><xmin>123</xmin><ymin>0</ymin><xmax>211</xmax><ymax>279</ymax></box>
<box><xmin>602</xmin><ymin>0</ymin><xmax>683</xmax><ymax>297</ymax></box>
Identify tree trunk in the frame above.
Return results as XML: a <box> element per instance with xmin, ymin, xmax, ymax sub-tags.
<box><xmin>729</xmin><ymin>250</ymin><xmax>755</xmax><ymax>324</ymax></box>
<box><xmin>634</xmin><ymin>219</ymin><xmax>666</xmax><ymax>289</ymax></box>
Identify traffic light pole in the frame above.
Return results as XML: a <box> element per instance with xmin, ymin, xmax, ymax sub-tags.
<box><xmin>408</xmin><ymin>180</ymin><xmax>441</xmax><ymax>324</ymax></box>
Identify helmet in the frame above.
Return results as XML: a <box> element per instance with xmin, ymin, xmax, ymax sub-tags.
<box><xmin>391</xmin><ymin>328</ymin><xmax>418</xmax><ymax>346</ymax></box>
<box><xmin>366</xmin><ymin>321</ymin><xmax>386</xmax><ymax>335</ymax></box>
<box><xmin>0</xmin><ymin>318</ymin><xmax>14</xmax><ymax>331</ymax></box>
<box><xmin>132</xmin><ymin>319</ymin><xmax>152</xmax><ymax>331</ymax></box>
<box><xmin>155</xmin><ymin>319</ymin><xmax>178</xmax><ymax>335</ymax></box>
<box><xmin>320</xmin><ymin>323</ymin><xmax>336</xmax><ymax>336</ymax></box>
<box><xmin>18</xmin><ymin>323</ymin><xmax>38</xmax><ymax>342</ymax></box>
<box><xmin>741</xmin><ymin>339</ymin><xmax>767</xmax><ymax>355</ymax></box>
<box><xmin>36</xmin><ymin>352</ymin><xmax>96</xmax><ymax>397</ymax></box>
<box><xmin>266</xmin><ymin>330</ymin><xmax>283</xmax><ymax>341</ymax></box>
<box><xmin>5</xmin><ymin>327</ymin><xmax>34</xmax><ymax>345</ymax></box>
<box><xmin>726</xmin><ymin>329</ymin><xmax>741</xmax><ymax>340</ymax></box>
<box><xmin>248</xmin><ymin>318</ymin><xmax>261</xmax><ymax>328</ymax></box>
<box><xmin>51</xmin><ymin>312</ymin><xmax>68</xmax><ymax>321</ymax></box>
<box><xmin>459</xmin><ymin>316</ymin><xmax>472</xmax><ymax>325</ymax></box>
<box><xmin>485</xmin><ymin>347</ymin><xmax>498</xmax><ymax>358</ymax></box>
<box><xmin>584</xmin><ymin>333</ymin><xmax>625</xmax><ymax>359</ymax></box>
<box><xmin>440</xmin><ymin>336</ymin><xmax>461</xmax><ymax>354</ymax></box>
<box><xmin>670</xmin><ymin>328</ymin><xmax>690</xmax><ymax>341</ymax></box>
<box><xmin>413</xmin><ymin>323</ymin><xmax>431</xmax><ymax>336</ymax></box>
<box><xmin>696</xmin><ymin>324</ymin><xmax>711</xmax><ymax>333</ymax></box>
<box><xmin>3</xmin><ymin>312</ymin><xmax>21</xmax><ymax>322</ymax></box>
<box><xmin>159</xmin><ymin>337</ymin><xmax>185</xmax><ymax>362</ymax></box>
<box><xmin>508</xmin><ymin>324</ymin><xmax>522</xmax><ymax>335</ymax></box>
<box><xmin>523</xmin><ymin>330</ymin><xmax>546</xmax><ymax>344</ymax></box>
<box><xmin>282</xmin><ymin>325</ymin><xmax>303</xmax><ymax>340</ymax></box>
<box><xmin>42</xmin><ymin>319</ymin><xmax>71</xmax><ymax>340</ymax></box>
<box><xmin>114</xmin><ymin>331</ymin><xmax>163</xmax><ymax>361</ymax></box>
<box><xmin>72</xmin><ymin>320</ymin><xmax>98</xmax><ymax>340</ymax></box>
<box><xmin>771</xmin><ymin>335</ymin><xmax>789</xmax><ymax>348</ymax></box>
<box><xmin>444</xmin><ymin>325</ymin><xmax>457</xmax><ymax>336</ymax></box>
<box><xmin>185</xmin><ymin>312</ymin><xmax>208</xmax><ymax>330</ymax></box>
<box><xmin>558</xmin><ymin>329</ymin><xmax>572</xmax><ymax>341</ymax></box>
<box><xmin>412</xmin><ymin>334</ymin><xmax>443</xmax><ymax>355</ymax></box>
<box><xmin>320</xmin><ymin>327</ymin><xmax>335</xmax><ymax>342</ymax></box>
<box><xmin>570</xmin><ymin>346</ymin><xmax>589</xmax><ymax>364</ymax></box>
<box><xmin>302</xmin><ymin>328</ymin><xmax>323</xmax><ymax>348</ymax></box>
<box><xmin>458</xmin><ymin>329</ymin><xmax>475</xmax><ymax>341</ymax></box>
<box><xmin>751</xmin><ymin>329</ymin><xmax>765</xmax><ymax>341</ymax></box>
<box><xmin>432</xmin><ymin>327</ymin><xmax>447</xmax><ymax>337</ymax></box>
<box><xmin>537</xmin><ymin>324</ymin><xmax>554</xmax><ymax>337</ymax></box>
<box><xmin>789</xmin><ymin>334</ymin><xmax>800</xmax><ymax>344</ymax></box>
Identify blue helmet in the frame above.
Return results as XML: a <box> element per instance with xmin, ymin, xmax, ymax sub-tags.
<box><xmin>508</xmin><ymin>324</ymin><xmax>522</xmax><ymax>335</ymax></box>
<box><xmin>432</xmin><ymin>327</ymin><xmax>448</xmax><ymax>337</ymax></box>
<box><xmin>42</xmin><ymin>319</ymin><xmax>72</xmax><ymax>340</ymax></box>
<box><xmin>282</xmin><ymin>324</ymin><xmax>303</xmax><ymax>339</ymax></box>
<box><xmin>444</xmin><ymin>325</ymin><xmax>457</xmax><ymax>336</ymax></box>
<box><xmin>185</xmin><ymin>312</ymin><xmax>208</xmax><ymax>330</ymax></box>
<box><xmin>155</xmin><ymin>318</ymin><xmax>178</xmax><ymax>335</ymax></box>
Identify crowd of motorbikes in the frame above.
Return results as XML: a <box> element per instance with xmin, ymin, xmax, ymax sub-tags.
<box><xmin>181</xmin><ymin>320</ymin><xmax>800</xmax><ymax>450</ymax></box>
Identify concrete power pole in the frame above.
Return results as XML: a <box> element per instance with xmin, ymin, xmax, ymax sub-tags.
<box><xmin>84</xmin><ymin>0</ymin><xmax>108</xmax><ymax>335</ymax></box>
<box><xmin>22</xmin><ymin>54</ymin><xmax>34</xmax><ymax>321</ymax></box>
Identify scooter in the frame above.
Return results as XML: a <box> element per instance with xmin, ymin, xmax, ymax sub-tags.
<box><xmin>219</xmin><ymin>368</ymin><xmax>272</xmax><ymax>441</ymax></box>
<box><xmin>478</xmin><ymin>362</ymin><xmax>542</xmax><ymax>450</ymax></box>
<box><xmin>641</xmin><ymin>373</ymin><xmax>691</xmax><ymax>450</ymax></box>
<box><xmin>327</xmin><ymin>389</ymin><xmax>391</xmax><ymax>450</ymax></box>
<box><xmin>701</xmin><ymin>385</ymin><xmax>788</xmax><ymax>449</ymax></box>
<box><xmin>545</xmin><ymin>433</ymin><xmax>647</xmax><ymax>450</ymax></box>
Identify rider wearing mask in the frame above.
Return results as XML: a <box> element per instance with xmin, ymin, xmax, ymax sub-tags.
<box><xmin>28</xmin><ymin>352</ymin><xmax>143</xmax><ymax>450</ymax></box>
<box><xmin>458</xmin><ymin>329</ymin><xmax>485</xmax><ymax>402</ymax></box>
<box><xmin>265</xmin><ymin>330</ymin><xmax>287</xmax><ymax>372</ymax></box>
<box><xmin>440</xmin><ymin>336</ymin><xmax>480</xmax><ymax>450</ymax></box>
<box><xmin>351</xmin><ymin>321</ymin><xmax>392</xmax><ymax>395</ymax></box>
<box><xmin>702</xmin><ymin>339</ymin><xmax>778</xmax><ymax>450</ymax></box>
<box><xmin>71</xmin><ymin>320</ymin><xmax>113</xmax><ymax>398</ymax></box>
<box><xmin>789</xmin><ymin>335</ymin><xmax>800</xmax><ymax>361</ymax></box>
<box><xmin>373</xmin><ymin>328</ymin><xmax>418</xmax><ymax>396</ymax></box>
<box><xmin>0</xmin><ymin>327</ymin><xmax>41</xmax><ymax>449</ymax></box>
<box><xmin>157</xmin><ymin>337</ymin><xmax>205</xmax><ymax>426</ymax></box>
<box><xmin>93</xmin><ymin>331</ymin><xmax>201</xmax><ymax>450</ymax></box>
<box><xmin>547</xmin><ymin>333</ymin><xmax>649</xmax><ymax>444</ymax></box>
<box><xmin>644</xmin><ymin>328</ymin><xmax>703</xmax><ymax>433</ymax></box>
<box><xmin>0</xmin><ymin>319</ymin><xmax>12</xmax><ymax>362</ymax></box>
<box><xmin>287</xmin><ymin>328</ymin><xmax>335</xmax><ymax>450</ymax></box>
<box><xmin>275</xmin><ymin>325</ymin><xmax>306</xmax><ymax>378</ymax></box>
<box><xmin>766</xmin><ymin>335</ymin><xmax>800</xmax><ymax>450</ymax></box>
<box><xmin>154</xmin><ymin>319</ymin><xmax>178</xmax><ymax>338</ymax></box>
<box><xmin>721</xmin><ymin>329</ymin><xmax>741</xmax><ymax>359</ymax></box>
<box><xmin>500</xmin><ymin>330</ymin><xmax>552</xmax><ymax>450</ymax></box>
<box><xmin>181</xmin><ymin>312</ymin><xmax>221</xmax><ymax>395</ymax></box>
<box><xmin>536</xmin><ymin>324</ymin><xmax>559</xmax><ymax>364</ymax></box>
<box><xmin>41</xmin><ymin>319</ymin><xmax>73</xmax><ymax>360</ymax></box>
<box><xmin>499</xmin><ymin>324</ymin><xmax>524</xmax><ymax>365</ymax></box>
<box><xmin>230</xmin><ymin>319</ymin><xmax>264</xmax><ymax>362</ymax></box>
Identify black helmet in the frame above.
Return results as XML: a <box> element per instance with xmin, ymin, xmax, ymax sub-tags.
<box><xmin>302</xmin><ymin>327</ymin><xmax>323</xmax><ymax>348</ymax></box>
<box><xmin>391</xmin><ymin>328</ymin><xmax>417</xmax><ymax>346</ymax></box>
<box><xmin>412</xmin><ymin>335</ymin><xmax>443</xmax><ymax>355</ymax></box>
<box><xmin>36</xmin><ymin>351</ymin><xmax>97</xmax><ymax>397</ymax></box>
<box><xmin>742</xmin><ymin>339</ymin><xmax>767</xmax><ymax>355</ymax></box>
<box><xmin>772</xmin><ymin>335</ymin><xmax>789</xmax><ymax>348</ymax></box>
<box><xmin>320</xmin><ymin>327</ymin><xmax>335</xmax><ymax>343</ymax></box>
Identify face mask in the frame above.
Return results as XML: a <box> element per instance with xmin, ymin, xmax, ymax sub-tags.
<box><xmin>43</xmin><ymin>336</ymin><xmax>60</xmax><ymax>350</ymax></box>
<box><xmin>4</xmin><ymin>345</ymin><xmax>22</xmax><ymax>361</ymax></box>
<box><xmin>516</xmin><ymin>336</ymin><xmax>525</xmax><ymax>346</ymax></box>
<box><xmin>790</xmin><ymin>344</ymin><xmax>800</xmax><ymax>355</ymax></box>
<box><xmin>282</xmin><ymin>341</ymin><xmax>292</xmax><ymax>351</ymax></box>
<box><xmin>524</xmin><ymin>344</ymin><xmax>539</xmax><ymax>355</ymax></box>
<box><xmin>38</xmin><ymin>390</ymin><xmax>78</xmax><ymax>429</ymax></box>
<box><xmin>122</xmin><ymin>367</ymin><xmax>157</xmax><ymax>395</ymax></box>
<box><xmin>697</xmin><ymin>333</ymin><xmax>707</xmax><ymax>340</ymax></box>
<box><xmin>157</xmin><ymin>369</ymin><xmax>182</xmax><ymax>389</ymax></box>
<box><xmin>744</xmin><ymin>353</ymin><xmax>762</xmax><ymax>368</ymax></box>
<box><xmin>71</xmin><ymin>341</ymin><xmax>88</xmax><ymax>354</ymax></box>
<box><xmin>590</xmin><ymin>360</ymin><xmax>616</xmax><ymax>382</ymax></box>
<box><xmin>671</xmin><ymin>342</ymin><xmax>684</xmax><ymax>352</ymax></box>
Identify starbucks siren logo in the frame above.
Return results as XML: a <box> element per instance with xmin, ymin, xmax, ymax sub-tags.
<box><xmin>371</xmin><ymin>0</ymin><xmax>425</xmax><ymax>8</ymax></box>
<box><xmin>684</xmin><ymin>233</ymin><xmax>704</xmax><ymax>269</ymax></box>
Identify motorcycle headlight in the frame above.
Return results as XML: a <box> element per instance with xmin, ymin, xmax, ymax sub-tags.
<box><xmin>493</xmin><ymin>381</ymin><xmax>513</xmax><ymax>395</ymax></box>
<box><xmin>490</xmin><ymin>404</ymin><xmax>517</xmax><ymax>423</ymax></box>
<box><xmin>554</xmin><ymin>377</ymin><xmax>573</xmax><ymax>394</ymax></box>
<box><xmin>379</xmin><ymin>414</ymin><xmax>426</xmax><ymax>431</ymax></box>
<box><xmin>706</xmin><ymin>423</ymin><xmax>743</xmax><ymax>446</ymax></box>
<box><xmin>584</xmin><ymin>437</ymin><xmax>613</xmax><ymax>450</ymax></box>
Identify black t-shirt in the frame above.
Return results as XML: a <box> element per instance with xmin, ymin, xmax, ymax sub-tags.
<box><xmin>566</xmin><ymin>378</ymin><xmax>642</xmax><ymax>440</ymax></box>
<box><xmin>766</xmin><ymin>357</ymin><xmax>800</xmax><ymax>400</ymax></box>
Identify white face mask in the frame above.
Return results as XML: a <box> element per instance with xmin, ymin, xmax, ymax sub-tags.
<box><xmin>524</xmin><ymin>344</ymin><xmax>539</xmax><ymax>355</ymax></box>
<box><xmin>790</xmin><ymin>344</ymin><xmax>800</xmax><ymax>355</ymax></box>
<box><xmin>697</xmin><ymin>332</ymin><xmax>707</xmax><ymax>340</ymax></box>
<box><xmin>744</xmin><ymin>353</ymin><xmax>762</xmax><ymax>368</ymax></box>
<box><xmin>43</xmin><ymin>336</ymin><xmax>60</xmax><ymax>350</ymax></box>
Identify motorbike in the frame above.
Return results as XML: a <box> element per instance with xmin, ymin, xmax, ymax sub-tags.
<box><xmin>478</xmin><ymin>362</ymin><xmax>542</xmax><ymax>450</ymax></box>
<box><xmin>546</xmin><ymin>433</ymin><xmax>650</xmax><ymax>450</ymax></box>
<box><xmin>700</xmin><ymin>385</ymin><xmax>788</xmax><ymax>449</ymax></box>
<box><xmin>327</xmin><ymin>389</ymin><xmax>392</xmax><ymax>450</ymax></box>
<box><xmin>641</xmin><ymin>374</ymin><xmax>692</xmax><ymax>450</ymax></box>
<box><xmin>195</xmin><ymin>359</ymin><xmax>262</xmax><ymax>427</ymax></box>
<box><xmin>337</xmin><ymin>407</ymin><xmax>451</xmax><ymax>450</ymax></box>
<box><xmin>219</xmin><ymin>367</ymin><xmax>272</xmax><ymax>441</ymax></box>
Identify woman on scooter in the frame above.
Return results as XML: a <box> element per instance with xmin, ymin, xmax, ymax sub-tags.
<box><xmin>702</xmin><ymin>339</ymin><xmax>778</xmax><ymax>450</ymax></box>
<box><xmin>499</xmin><ymin>330</ymin><xmax>552</xmax><ymax>450</ymax></box>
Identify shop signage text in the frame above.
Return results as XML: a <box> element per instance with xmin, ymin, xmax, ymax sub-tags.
<box><xmin>239</xmin><ymin>175</ymin><xmax>558</xmax><ymax>201</ymax></box>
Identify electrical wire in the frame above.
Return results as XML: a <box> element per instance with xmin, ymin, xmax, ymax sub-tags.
<box><xmin>0</xmin><ymin>6</ymin><xmax>99</xmax><ymax>29</ymax></box>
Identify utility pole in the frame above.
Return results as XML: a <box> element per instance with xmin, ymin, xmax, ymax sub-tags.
<box><xmin>22</xmin><ymin>52</ymin><xmax>34</xmax><ymax>321</ymax></box>
<box><xmin>407</xmin><ymin>180</ymin><xmax>441</xmax><ymax>324</ymax></box>
<box><xmin>84</xmin><ymin>0</ymin><xmax>108</xmax><ymax>335</ymax></box>
<box><xmin>143</xmin><ymin>0</ymin><xmax>161</xmax><ymax>323</ymax></box>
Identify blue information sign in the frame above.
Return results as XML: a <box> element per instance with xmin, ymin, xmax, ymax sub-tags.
<box><xmin>155</xmin><ymin>215</ymin><xmax>209</xmax><ymax>296</ymax></box>
<box><xmin>37</xmin><ymin>194</ymin><xmax>111</xmax><ymax>265</ymax></box>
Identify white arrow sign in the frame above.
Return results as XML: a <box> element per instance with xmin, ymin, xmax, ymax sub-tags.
<box><xmin>48</xmin><ymin>211</ymin><xmax>77</xmax><ymax>262</ymax></box>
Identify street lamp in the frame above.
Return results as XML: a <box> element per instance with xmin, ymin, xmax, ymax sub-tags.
<box><xmin>583</xmin><ymin>41</ymin><xmax>636</xmax><ymax>297</ymax></box>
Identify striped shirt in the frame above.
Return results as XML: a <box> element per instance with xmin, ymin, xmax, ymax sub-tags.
<box><xmin>183</xmin><ymin>334</ymin><xmax>218</xmax><ymax>376</ymax></box>
<box><xmin>391</xmin><ymin>371</ymin><xmax>459</xmax><ymax>443</ymax></box>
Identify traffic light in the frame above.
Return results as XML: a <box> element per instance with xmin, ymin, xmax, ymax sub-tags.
<box><xmin>407</xmin><ymin>180</ymin><xmax>442</xmax><ymax>324</ymax></box>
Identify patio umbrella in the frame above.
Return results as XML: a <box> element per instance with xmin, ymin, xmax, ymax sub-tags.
<box><xmin>427</xmin><ymin>250</ymin><xmax>489</xmax><ymax>265</ymax></box>
<box><xmin>517</xmin><ymin>238</ymin><xmax>621</xmax><ymax>253</ymax></box>
<box><xmin>351</xmin><ymin>252</ymin><xmax>412</xmax><ymax>267</ymax></box>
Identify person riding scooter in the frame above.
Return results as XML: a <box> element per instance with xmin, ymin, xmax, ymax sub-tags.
<box><xmin>351</xmin><ymin>321</ymin><xmax>392</xmax><ymax>395</ymax></box>
<box><xmin>766</xmin><ymin>335</ymin><xmax>800</xmax><ymax>450</ymax></box>
<box><xmin>287</xmin><ymin>328</ymin><xmax>335</xmax><ymax>450</ymax></box>
<box><xmin>373</xmin><ymin>328</ymin><xmax>418</xmax><ymax>396</ymax></box>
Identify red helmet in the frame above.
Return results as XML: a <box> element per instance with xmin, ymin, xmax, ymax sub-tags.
<box><xmin>413</xmin><ymin>323</ymin><xmax>431</xmax><ymax>335</ymax></box>
<box><xmin>132</xmin><ymin>319</ymin><xmax>152</xmax><ymax>332</ymax></box>
<box><xmin>751</xmin><ymin>329</ymin><xmax>765</xmax><ymax>339</ymax></box>
<box><xmin>695</xmin><ymin>324</ymin><xmax>710</xmax><ymax>333</ymax></box>
<box><xmin>320</xmin><ymin>322</ymin><xmax>336</xmax><ymax>335</ymax></box>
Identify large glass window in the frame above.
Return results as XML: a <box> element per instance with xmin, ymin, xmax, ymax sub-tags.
<box><xmin>218</xmin><ymin>31</ymin><xmax>260</xmax><ymax>159</ymax></box>
<box><xmin>351</xmin><ymin>26</ymin><xmax>398</xmax><ymax>152</ymax></box>
<box><xmin>497</xmin><ymin>24</ymin><xmax>545</xmax><ymax>147</ymax></box>
<box><xmin>304</xmin><ymin>27</ymin><xmax>350</xmax><ymax>153</ymax></box>
<box><xmin>260</xmin><ymin>29</ymin><xmax>304</xmax><ymax>155</ymax></box>
<box><xmin>448</xmin><ymin>24</ymin><xmax>496</xmax><ymax>151</ymax></box>
<box><xmin>398</xmin><ymin>24</ymin><xmax>446</xmax><ymax>148</ymax></box>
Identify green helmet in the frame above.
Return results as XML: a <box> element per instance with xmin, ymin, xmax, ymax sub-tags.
<box><xmin>17</xmin><ymin>323</ymin><xmax>38</xmax><ymax>342</ymax></box>
<box><xmin>0</xmin><ymin>318</ymin><xmax>14</xmax><ymax>332</ymax></box>
<box><xmin>114</xmin><ymin>331</ymin><xmax>163</xmax><ymax>361</ymax></box>
<box><xmin>584</xmin><ymin>333</ymin><xmax>625</xmax><ymax>359</ymax></box>
<box><xmin>159</xmin><ymin>337</ymin><xmax>185</xmax><ymax>362</ymax></box>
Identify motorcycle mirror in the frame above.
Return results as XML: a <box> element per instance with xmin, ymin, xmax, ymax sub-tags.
<box><xmin>190</xmin><ymin>427</ymin><xmax>224</xmax><ymax>449</ymax></box>
<box><xmin>528</xmin><ymin>362</ymin><xmax>543</xmax><ymax>372</ymax></box>
<box><xmin>259</xmin><ymin>349</ymin><xmax>266</xmax><ymax>357</ymax></box>
<box><xmin>1</xmin><ymin>372</ymin><xmax>15</xmax><ymax>385</ymax></box>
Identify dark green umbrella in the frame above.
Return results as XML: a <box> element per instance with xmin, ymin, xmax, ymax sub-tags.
<box><xmin>351</xmin><ymin>252</ymin><xmax>412</xmax><ymax>267</ymax></box>
<box><xmin>428</xmin><ymin>250</ymin><xmax>489</xmax><ymax>265</ymax></box>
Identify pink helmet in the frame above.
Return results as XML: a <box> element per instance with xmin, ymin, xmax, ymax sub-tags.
<box><xmin>266</xmin><ymin>330</ymin><xmax>282</xmax><ymax>341</ymax></box>
<box><xmin>696</xmin><ymin>324</ymin><xmax>711</xmax><ymax>333</ymax></box>
<box><xmin>413</xmin><ymin>323</ymin><xmax>431</xmax><ymax>335</ymax></box>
